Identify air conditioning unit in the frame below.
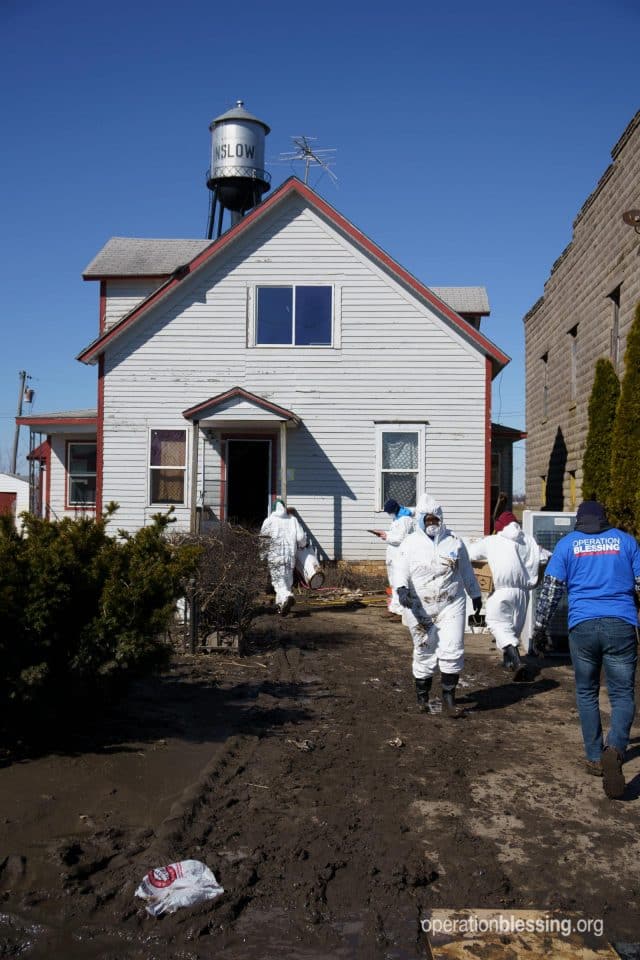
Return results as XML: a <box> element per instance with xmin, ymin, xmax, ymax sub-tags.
<box><xmin>522</xmin><ymin>510</ymin><xmax>576</xmax><ymax>654</ymax></box>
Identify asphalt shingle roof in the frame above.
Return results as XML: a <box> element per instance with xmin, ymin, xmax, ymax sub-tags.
<box><xmin>430</xmin><ymin>286</ymin><xmax>490</xmax><ymax>315</ymax></box>
<box><xmin>83</xmin><ymin>238</ymin><xmax>211</xmax><ymax>278</ymax></box>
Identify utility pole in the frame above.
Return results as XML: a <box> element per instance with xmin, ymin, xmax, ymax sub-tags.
<box><xmin>11</xmin><ymin>370</ymin><xmax>28</xmax><ymax>475</ymax></box>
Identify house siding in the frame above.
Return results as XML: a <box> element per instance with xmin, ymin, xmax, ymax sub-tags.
<box><xmin>104</xmin><ymin>279</ymin><xmax>162</xmax><ymax>330</ymax></box>
<box><xmin>525</xmin><ymin>111</ymin><xmax>640</xmax><ymax>509</ymax></box>
<box><xmin>101</xmin><ymin>198</ymin><xmax>488</xmax><ymax>559</ymax></box>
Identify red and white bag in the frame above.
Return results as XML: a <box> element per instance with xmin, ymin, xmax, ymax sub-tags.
<box><xmin>135</xmin><ymin>859</ymin><xmax>224</xmax><ymax>916</ymax></box>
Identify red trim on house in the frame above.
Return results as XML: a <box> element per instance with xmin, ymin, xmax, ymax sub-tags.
<box><xmin>17</xmin><ymin>416</ymin><xmax>98</xmax><ymax>428</ymax></box>
<box><xmin>46</xmin><ymin>434</ymin><xmax>52</xmax><ymax>519</ymax></box>
<box><xmin>218</xmin><ymin>432</ymin><xmax>278</xmax><ymax>522</ymax></box>
<box><xmin>99</xmin><ymin>281</ymin><xmax>106</xmax><ymax>334</ymax></box>
<box><xmin>491</xmin><ymin>423</ymin><xmax>527</xmax><ymax>441</ymax></box>
<box><xmin>84</xmin><ymin>272</ymin><xmax>172</xmax><ymax>282</ymax></box>
<box><xmin>26</xmin><ymin>439</ymin><xmax>50</xmax><ymax>463</ymax></box>
<box><xmin>484</xmin><ymin>357</ymin><xmax>492</xmax><ymax>535</ymax></box>
<box><xmin>183</xmin><ymin>386</ymin><xmax>299</xmax><ymax>423</ymax></box>
<box><xmin>96</xmin><ymin>356</ymin><xmax>104</xmax><ymax>514</ymax></box>
<box><xmin>76</xmin><ymin>178</ymin><xmax>509</xmax><ymax>375</ymax></box>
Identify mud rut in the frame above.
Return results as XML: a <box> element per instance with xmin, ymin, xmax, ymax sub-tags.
<box><xmin>2</xmin><ymin>606</ymin><xmax>640</xmax><ymax>958</ymax></box>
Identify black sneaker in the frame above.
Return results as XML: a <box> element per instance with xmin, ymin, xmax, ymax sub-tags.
<box><xmin>601</xmin><ymin>746</ymin><xmax>625</xmax><ymax>799</ymax></box>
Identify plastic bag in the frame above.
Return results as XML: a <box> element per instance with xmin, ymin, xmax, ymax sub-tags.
<box><xmin>135</xmin><ymin>859</ymin><xmax>224</xmax><ymax>917</ymax></box>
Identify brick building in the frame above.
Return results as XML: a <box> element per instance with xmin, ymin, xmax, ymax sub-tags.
<box><xmin>524</xmin><ymin>110</ymin><xmax>640</xmax><ymax>510</ymax></box>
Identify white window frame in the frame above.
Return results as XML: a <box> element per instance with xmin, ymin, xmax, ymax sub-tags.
<box><xmin>249</xmin><ymin>283</ymin><xmax>336</xmax><ymax>348</ymax></box>
<box><xmin>374</xmin><ymin>424</ymin><xmax>425</xmax><ymax>511</ymax></box>
<box><xmin>66</xmin><ymin>441</ymin><xmax>97</xmax><ymax>507</ymax></box>
<box><xmin>148</xmin><ymin>427</ymin><xmax>188</xmax><ymax>507</ymax></box>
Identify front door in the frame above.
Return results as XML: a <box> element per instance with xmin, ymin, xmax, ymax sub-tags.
<box><xmin>226</xmin><ymin>439</ymin><xmax>271</xmax><ymax>528</ymax></box>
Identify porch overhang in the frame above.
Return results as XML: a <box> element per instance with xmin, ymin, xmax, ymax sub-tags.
<box><xmin>182</xmin><ymin>386</ymin><xmax>301</xmax><ymax>428</ymax></box>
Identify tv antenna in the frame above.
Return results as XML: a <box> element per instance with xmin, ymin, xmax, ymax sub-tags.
<box><xmin>275</xmin><ymin>136</ymin><xmax>337</xmax><ymax>187</ymax></box>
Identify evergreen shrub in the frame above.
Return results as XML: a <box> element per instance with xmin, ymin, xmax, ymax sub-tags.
<box><xmin>0</xmin><ymin>504</ymin><xmax>199</xmax><ymax>727</ymax></box>
<box><xmin>581</xmin><ymin>357</ymin><xmax>620</xmax><ymax>503</ymax></box>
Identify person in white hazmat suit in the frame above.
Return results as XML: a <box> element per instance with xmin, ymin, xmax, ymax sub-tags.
<box><xmin>468</xmin><ymin>510</ymin><xmax>550</xmax><ymax>682</ymax></box>
<box><xmin>260</xmin><ymin>499</ymin><xmax>307</xmax><ymax>616</ymax></box>
<box><xmin>370</xmin><ymin>498</ymin><xmax>415</xmax><ymax>614</ymax></box>
<box><xmin>395</xmin><ymin>494</ymin><xmax>483</xmax><ymax>717</ymax></box>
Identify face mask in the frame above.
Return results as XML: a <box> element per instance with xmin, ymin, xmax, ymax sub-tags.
<box><xmin>425</xmin><ymin>524</ymin><xmax>439</xmax><ymax>537</ymax></box>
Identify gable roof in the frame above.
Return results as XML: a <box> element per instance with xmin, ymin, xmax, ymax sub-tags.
<box><xmin>77</xmin><ymin>177</ymin><xmax>510</xmax><ymax>376</ymax></box>
<box><xmin>183</xmin><ymin>387</ymin><xmax>300</xmax><ymax>424</ymax></box>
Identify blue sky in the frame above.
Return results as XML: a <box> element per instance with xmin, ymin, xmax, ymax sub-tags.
<box><xmin>1</xmin><ymin>0</ymin><xmax>638</xmax><ymax>492</ymax></box>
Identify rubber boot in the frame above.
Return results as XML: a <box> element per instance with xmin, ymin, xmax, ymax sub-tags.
<box><xmin>502</xmin><ymin>644</ymin><xmax>528</xmax><ymax>683</ymax></box>
<box><xmin>415</xmin><ymin>677</ymin><xmax>432</xmax><ymax>712</ymax></box>
<box><xmin>441</xmin><ymin>673</ymin><xmax>465</xmax><ymax>718</ymax></box>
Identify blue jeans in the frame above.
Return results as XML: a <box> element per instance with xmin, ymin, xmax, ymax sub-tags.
<box><xmin>569</xmin><ymin>617</ymin><xmax>638</xmax><ymax>761</ymax></box>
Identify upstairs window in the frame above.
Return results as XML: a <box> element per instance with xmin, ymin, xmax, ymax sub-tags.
<box><xmin>256</xmin><ymin>285</ymin><xmax>332</xmax><ymax>346</ymax></box>
<box><xmin>67</xmin><ymin>442</ymin><xmax>97</xmax><ymax>506</ymax></box>
<box><xmin>149</xmin><ymin>429</ymin><xmax>186</xmax><ymax>504</ymax></box>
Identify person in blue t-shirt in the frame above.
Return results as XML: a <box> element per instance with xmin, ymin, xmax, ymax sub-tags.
<box><xmin>531</xmin><ymin>500</ymin><xmax>640</xmax><ymax>800</ymax></box>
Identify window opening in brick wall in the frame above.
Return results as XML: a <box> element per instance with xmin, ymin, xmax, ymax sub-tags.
<box><xmin>568</xmin><ymin>470</ymin><xmax>577</xmax><ymax>510</ymax></box>
<box><xmin>609</xmin><ymin>286</ymin><xmax>621</xmax><ymax>367</ymax></box>
<box><xmin>541</xmin><ymin>352</ymin><xmax>549</xmax><ymax>418</ymax></box>
<box><xmin>568</xmin><ymin>326</ymin><xmax>578</xmax><ymax>402</ymax></box>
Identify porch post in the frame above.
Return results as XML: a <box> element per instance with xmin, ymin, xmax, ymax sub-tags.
<box><xmin>190</xmin><ymin>420</ymin><xmax>200</xmax><ymax>533</ymax></box>
<box><xmin>280</xmin><ymin>420</ymin><xmax>287</xmax><ymax>501</ymax></box>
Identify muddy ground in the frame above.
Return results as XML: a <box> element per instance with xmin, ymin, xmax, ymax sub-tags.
<box><xmin>1</xmin><ymin>600</ymin><xmax>640</xmax><ymax>959</ymax></box>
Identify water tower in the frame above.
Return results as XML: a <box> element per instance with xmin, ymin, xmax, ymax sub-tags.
<box><xmin>206</xmin><ymin>100</ymin><xmax>271</xmax><ymax>239</ymax></box>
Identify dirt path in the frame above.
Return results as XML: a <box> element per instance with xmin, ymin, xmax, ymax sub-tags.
<box><xmin>1</xmin><ymin>605</ymin><xmax>639</xmax><ymax>958</ymax></box>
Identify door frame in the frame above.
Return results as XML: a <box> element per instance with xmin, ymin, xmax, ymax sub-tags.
<box><xmin>221</xmin><ymin>432</ymin><xmax>277</xmax><ymax>522</ymax></box>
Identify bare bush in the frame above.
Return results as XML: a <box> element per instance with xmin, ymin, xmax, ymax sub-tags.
<box><xmin>176</xmin><ymin>524</ymin><xmax>268</xmax><ymax>654</ymax></box>
<box><xmin>322</xmin><ymin>561</ymin><xmax>388</xmax><ymax>594</ymax></box>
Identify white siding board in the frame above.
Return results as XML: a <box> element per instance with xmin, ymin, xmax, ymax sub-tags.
<box><xmin>100</xmin><ymin>199</ymin><xmax>490</xmax><ymax>557</ymax></box>
<box><xmin>104</xmin><ymin>279</ymin><xmax>162</xmax><ymax>330</ymax></box>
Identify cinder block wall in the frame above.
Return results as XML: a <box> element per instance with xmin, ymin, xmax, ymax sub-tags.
<box><xmin>524</xmin><ymin>112</ymin><xmax>640</xmax><ymax>509</ymax></box>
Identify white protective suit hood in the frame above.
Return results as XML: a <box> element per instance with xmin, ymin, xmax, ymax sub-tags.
<box><xmin>272</xmin><ymin>500</ymin><xmax>287</xmax><ymax>518</ymax></box>
<box><xmin>415</xmin><ymin>494</ymin><xmax>446</xmax><ymax>543</ymax></box>
<box><xmin>498</xmin><ymin>521</ymin><xmax>523</xmax><ymax>543</ymax></box>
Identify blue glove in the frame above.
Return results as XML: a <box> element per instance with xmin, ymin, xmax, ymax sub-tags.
<box><xmin>472</xmin><ymin>596</ymin><xmax>482</xmax><ymax>615</ymax></box>
<box><xmin>397</xmin><ymin>586</ymin><xmax>412</xmax><ymax>609</ymax></box>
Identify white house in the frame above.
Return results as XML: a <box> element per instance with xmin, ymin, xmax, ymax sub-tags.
<box><xmin>0</xmin><ymin>473</ymin><xmax>30</xmax><ymax>528</ymax></box>
<box><xmin>19</xmin><ymin>177</ymin><xmax>512</xmax><ymax>560</ymax></box>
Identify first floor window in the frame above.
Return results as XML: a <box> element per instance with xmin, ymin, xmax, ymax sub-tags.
<box><xmin>150</xmin><ymin>429</ymin><xmax>186</xmax><ymax>504</ymax></box>
<box><xmin>67</xmin><ymin>442</ymin><xmax>97</xmax><ymax>506</ymax></box>
<box><xmin>256</xmin><ymin>285</ymin><xmax>332</xmax><ymax>345</ymax></box>
<box><xmin>377</xmin><ymin>426</ymin><xmax>423</xmax><ymax>509</ymax></box>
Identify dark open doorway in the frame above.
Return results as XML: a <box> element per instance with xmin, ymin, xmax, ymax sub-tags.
<box><xmin>226</xmin><ymin>439</ymin><xmax>271</xmax><ymax>528</ymax></box>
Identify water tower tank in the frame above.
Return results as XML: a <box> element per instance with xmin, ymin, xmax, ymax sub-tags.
<box><xmin>207</xmin><ymin>100</ymin><xmax>271</xmax><ymax>214</ymax></box>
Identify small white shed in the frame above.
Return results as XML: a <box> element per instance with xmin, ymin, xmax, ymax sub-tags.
<box><xmin>0</xmin><ymin>473</ymin><xmax>30</xmax><ymax>527</ymax></box>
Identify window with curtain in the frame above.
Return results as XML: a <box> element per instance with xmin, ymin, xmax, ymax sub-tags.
<box><xmin>67</xmin><ymin>442</ymin><xmax>97</xmax><ymax>506</ymax></box>
<box><xmin>256</xmin><ymin>285</ymin><xmax>332</xmax><ymax>345</ymax></box>
<box><xmin>149</xmin><ymin>429</ymin><xmax>186</xmax><ymax>504</ymax></box>
<box><xmin>378</xmin><ymin>428</ymin><xmax>422</xmax><ymax>509</ymax></box>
